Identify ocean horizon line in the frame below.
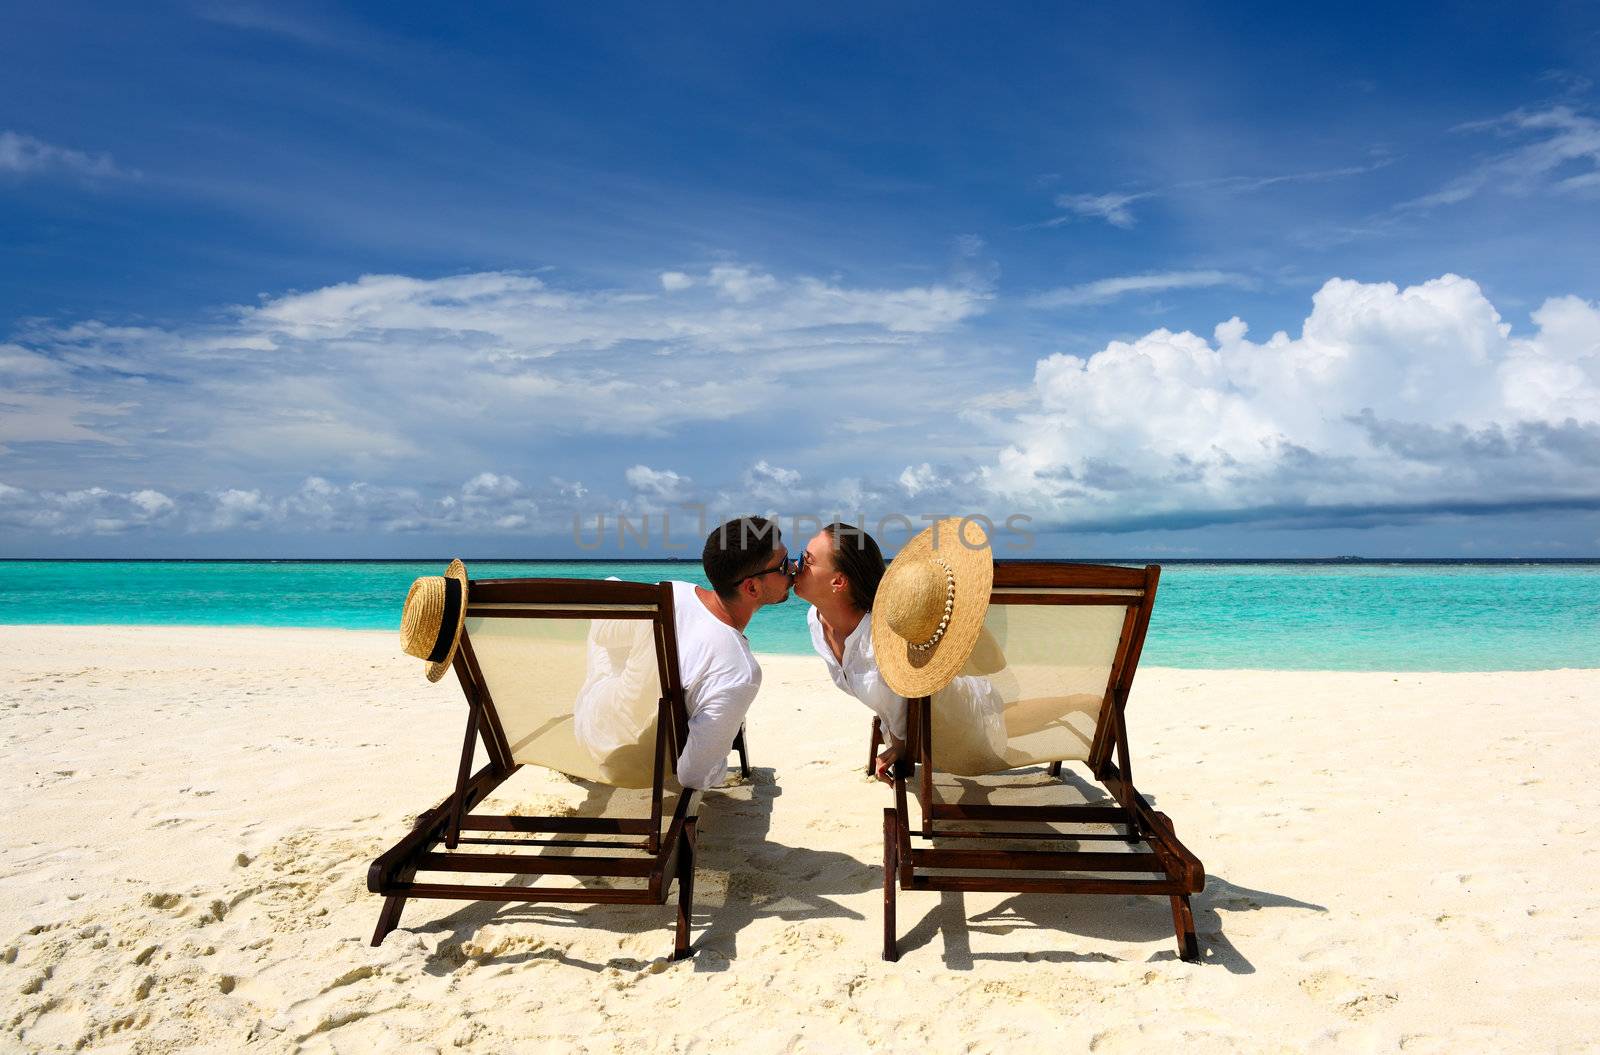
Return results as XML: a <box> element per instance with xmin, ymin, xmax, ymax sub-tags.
<box><xmin>4</xmin><ymin>559</ymin><xmax>1594</xmax><ymax>671</ymax></box>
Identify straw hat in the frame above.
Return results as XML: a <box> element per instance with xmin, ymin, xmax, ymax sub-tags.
<box><xmin>400</xmin><ymin>558</ymin><xmax>469</xmax><ymax>682</ymax></box>
<box><xmin>872</xmin><ymin>518</ymin><xmax>994</xmax><ymax>697</ymax></box>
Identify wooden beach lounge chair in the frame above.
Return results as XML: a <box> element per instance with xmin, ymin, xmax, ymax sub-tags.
<box><xmin>881</xmin><ymin>561</ymin><xmax>1205</xmax><ymax>962</ymax></box>
<box><xmin>368</xmin><ymin>576</ymin><xmax>749</xmax><ymax>960</ymax></box>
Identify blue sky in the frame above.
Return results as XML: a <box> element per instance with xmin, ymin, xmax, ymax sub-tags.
<box><xmin>3</xmin><ymin>2</ymin><xmax>1599</xmax><ymax>557</ymax></box>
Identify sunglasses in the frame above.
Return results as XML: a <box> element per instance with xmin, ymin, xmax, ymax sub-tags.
<box><xmin>735</xmin><ymin>551</ymin><xmax>809</xmax><ymax>586</ymax></box>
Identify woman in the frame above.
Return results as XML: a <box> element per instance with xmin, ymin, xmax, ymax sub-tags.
<box><xmin>791</xmin><ymin>522</ymin><xmax>907</xmax><ymax>781</ymax></box>
<box><xmin>797</xmin><ymin>519</ymin><xmax>1015</xmax><ymax>781</ymax></box>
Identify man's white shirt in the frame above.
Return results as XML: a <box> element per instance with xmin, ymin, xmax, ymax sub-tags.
<box><xmin>806</xmin><ymin>605</ymin><xmax>908</xmax><ymax>741</ymax></box>
<box><xmin>671</xmin><ymin>580</ymin><xmax>763</xmax><ymax>790</ymax></box>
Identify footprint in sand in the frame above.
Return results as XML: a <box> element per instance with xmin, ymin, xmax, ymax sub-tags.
<box><xmin>1298</xmin><ymin>968</ymin><xmax>1398</xmax><ymax>1019</ymax></box>
<box><xmin>75</xmin><ymin>1010</ymin><xmax>152</xmax><ymax>1048</ymax></box>
<box><xmin>1088</xmin><ymin>1025</ymin><xmax>1150</xmax><ymax>1052</ymax></box>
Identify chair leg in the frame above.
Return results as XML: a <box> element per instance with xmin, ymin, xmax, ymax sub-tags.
<box><xmin>370</xmin><ymin>894</ymin><xmax>406</xmax><ymax>947</ymax></box>
<box><xmin>1047</xmin><ymin>760</ymin><xmax>1062</xmax><ymax>778</ymax></box>
<box><xmin>867</xmin><ymin>717</ymin><xmax>882</xmax><ymax>776</ymax></box>
<box><xmin>882</xmin><ymin>808</ymin><xmax>900</xmax><ymax>962</ymax></box>
<box><xmin>673</xmin><ymin>818</ymin><xmax>698</xmax><ymax>960</ymax></box>
<box><xmin>733</xmin><ymin>726</ymin><xmax>750</xmax><ymax>778</ymax></box>
<box><xmin>446</xmin><ymin>704</ymin><xmax>479</xmax><ymax>850</ymax></box>
<box><xmin>1170</xmin><ymin>895</ymin><xmax>1199</xmax><ymax>963</ymax></box>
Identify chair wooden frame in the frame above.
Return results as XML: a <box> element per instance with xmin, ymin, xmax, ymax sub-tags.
<box><xmin>368</xmin><ymin>577</ymin><xmax>749</xmax><ymax>960</ymax></box>
<box><xmin>881</xmin><ymin>561</ymin><xmax>1204</xmax><ymax>962</ymax></box>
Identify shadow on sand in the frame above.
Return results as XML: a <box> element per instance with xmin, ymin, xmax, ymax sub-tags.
<box><xmin>890</xmin><ymin>766</ymin><xmax>1326</xmax><ymax>973</ymax></box>
<box><xmin>409</xmin><ymin>765</ymin><xmax>876</xmax><ymax>974</ymax></box>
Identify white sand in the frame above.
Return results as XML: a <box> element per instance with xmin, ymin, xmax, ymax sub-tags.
<box><xmin>2</xmin><ymin>625</ymin><xmax>1598</xmax><ymax>1053</ymax></box>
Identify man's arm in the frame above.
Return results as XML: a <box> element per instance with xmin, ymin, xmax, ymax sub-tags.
<box><xmin>675</xmin><ymin>672</ymin><xmax>760</xmax><ymax>790</ymax></box>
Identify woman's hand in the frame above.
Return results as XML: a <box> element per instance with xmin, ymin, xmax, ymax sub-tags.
<box><xmin>873</xmin><ymin>734</ymin><xmax>906</xmax><ymax>785</ymax></box>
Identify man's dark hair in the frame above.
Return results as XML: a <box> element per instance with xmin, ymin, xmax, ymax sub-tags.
<box><xmin>824</xmin><ymin>521</ymin><xmax>886</xmax><ymax>613</ymax></box>
<box><xmin>702</xmin><ymin>516</ymin><xmax>781</xmax><ymax>600</ymax></box>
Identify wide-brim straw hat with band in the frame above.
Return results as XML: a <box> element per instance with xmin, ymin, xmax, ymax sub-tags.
<box><xmin>872</xmin><ymin>518</ymin><xmax>994</xmax><ymax>698</ymax></box>
<box><xmin>400</xmin><ymin>558</ymin><xmax>469</xmax><ymax>682</ymax></box>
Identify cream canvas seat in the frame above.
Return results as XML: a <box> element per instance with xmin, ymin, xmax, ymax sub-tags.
<box><xmin>881</xmin><ymin>561</ymin><xmax>1205</xmax><ymax>962</ymax></box>
<box><xmin>368</xmin><ymin>576</ymin><xmax>747</xmax><ymax>960</ymax></box>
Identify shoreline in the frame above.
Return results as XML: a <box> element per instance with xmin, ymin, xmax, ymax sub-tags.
<box><xmin>3</xmin><ymin>625</ymin><xmax>1598</xmax><ymax>1050</ymax></box>
<box><xmin>3</xmin><ymin>623</ymin><xmax>1596</xmax><ymax>674</ymax></box>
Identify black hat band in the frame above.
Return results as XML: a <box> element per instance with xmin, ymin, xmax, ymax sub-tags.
<box><xmin>426</xmin><ymin>576</ymin><xmax>463</xmax><ymax>663</ymax></box>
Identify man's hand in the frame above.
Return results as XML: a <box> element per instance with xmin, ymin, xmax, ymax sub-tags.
<box><xmin>873</xmin><ymin>735</ymin><xmax>906</xmax><ymax>785</ymax></box>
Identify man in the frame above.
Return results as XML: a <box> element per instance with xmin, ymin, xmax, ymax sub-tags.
<box><xmin>671</xmin><ymin>516</ymin><xmax>791</xmax><ymax>789</ymax></box>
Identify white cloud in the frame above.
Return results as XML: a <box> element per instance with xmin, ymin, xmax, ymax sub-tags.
<box><xmin>741</xmin><ymin>459</ymin><xmax>802</xmax><ymax>503</ymax></box>
<box><xmin>129</xmin><ymin>490</ymin><xmax>175</xmax><ymax>516</ymax></box>
<box><xmin>659</xmin><ymin>271</ymin><xmax>694</xmax><ymax>292</ymax></box>
<box><xmin>193</xmin><ymin>2</ymin><xmax>337</xmax><ymax>46</ymax></box>
<box><xmin>706</xmin><ymin>265</ymin><xmax>780</xmax><ymax>302</ymax></box>
<box><xmin>0</xmin><ymin>131</ymin><xmax>128</xmax><ymax>180</ymax></box>
<box><xmin>0</xmin><ymin>390</ymin><xmax>129</xmax><ymax>448</ymax></box>
<box><xmin>1048</xmin><ymin>161</ymin><xmax>1390</xmax><ymax>231</ymax></box>
<box><xmin>625</xmin><ymin>464</ymin><xmax>690</xmax><ymax>502</ymax></box>
<box><xmin>0</xmin><ymin>343</ymin><xmax>67</xmax><ymax>378</ymax></box>
<box><xmin>1051</xmin><ymin>192</ymin><xmax>1150</xmax><ymax>228</ymax></box>
<box><xmin>783</xmin><ymin>278</ymin><xmax>986</xmax><ymax>333</ymax></box>
<box><xmin>11</xmin><ymin>259</ymin><xmax>1596</xmax><ymax>543</ymax></box>
<box><xmin>0</xmin><ymin>474</ymin><xmax>559</xmax><ymax>538</ymax></box>
<box><xmin>1029</xmin><ymin>270</ymin><xmax>1251</xmax><ymax>309</ymax></box>
<box><xmin>461</xmin><ymin>472</ymin><xmax>524</xmax><ymax>500</ymax></box>
<box><xmin>981</xmin><ymin>274</ymin><xmax>1600</xmax><ymax>524</ymax></box>
<box><xmin>1405</xmin><ymin>105</ymin><xmax>1600</xmax><ymax>210</ymax></box>
<box><xmin>748</xmin><ymin>460</ymin><xmax>800</xmax><ymax>487</ymax></box>
<box><xmin>0</xmin><ymin>262</ymin><xmax>989</xmax><ymax>493</ymax></box>
<box><xmin>205</xmin><ymin>488</ymin><xmax>275</xmax><ymax>531</ymax></box>
<box><xmin>0</xmin><ymin>483</ymin><xmax>178</xmax><ymax>535</ymax></box>
<box><xmin>550</xmin><ymin>476</ymin><xmax>589</xmax><ymax>499</ymax></box>
<box><xmin>898</xmin><ymin>462</ymin><xmax>950</xmax><ymax>498</ymax></box>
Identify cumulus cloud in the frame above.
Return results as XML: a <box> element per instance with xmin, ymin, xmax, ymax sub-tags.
<box><xmin>0</xmin><ymin>131</ymin><xmax>128</xmax><ymax>180</ymax></box>
<box><xmin>461</xmin><ymin>472</ymin><xmax>524</xmax><ymax>500</ymax></box>
<box><xmin>1029</xmin><ymin>270</ymin><xmax>1252</xmax><ymax>309</ymax></box>
<box><xmin>9</xmin><ymin>260</ymin><xmax>1598</xmax><ymax>544</ymax></box>
<box><xmin>625</xmin><ymin>465</ymin><xmax>690</xmax><ymax>502</ymax></box>
<box><xmin>981</xmin><ymin>274</ymin><xmax>1600</xmax><ymax>528</ymax></box>
<box><xmin>740</xmin><ymin>459</ymin><xmax>802</xmax><ymax>504</ymax></box>
<box><xmin>659</xmin><ymin>271</ymin><xmax>694</xmax><ymax>291</ymax></box>
<box><xmin>747</xmin><ymin>460</ymin><xmax>800</xmax><ymax>487</ymax></box>
<box><xmin>0</xmin><ymin>483</ymin><xmax>177</xmax><ymax>535</ymax></box>
<box><xmin>898</xmin><ymin>462</ymin><xmax>950</xmax><ymax>498</ymax></box>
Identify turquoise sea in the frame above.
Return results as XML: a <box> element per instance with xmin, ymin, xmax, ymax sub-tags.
<box><xmin>1</xmin><ymin>560</ymin><xmax>1595</xmax><ymax>672</ymax></box>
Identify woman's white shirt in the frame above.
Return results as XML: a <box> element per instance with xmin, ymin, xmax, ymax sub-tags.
<box><xmin>806</xmin><ymin>606</ymin><xmax>908</xmax><ymax>741</ymax></box>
